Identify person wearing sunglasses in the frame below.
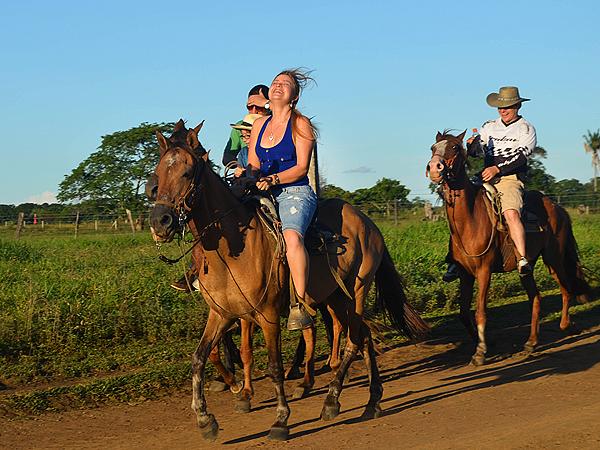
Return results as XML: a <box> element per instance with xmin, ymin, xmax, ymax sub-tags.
<box><xmin>222</xmin><ymin>84</ymin><xmax>271</xmax><ymax>166</ymax></box>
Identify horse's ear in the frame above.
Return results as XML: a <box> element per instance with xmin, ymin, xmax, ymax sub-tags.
<box><xmin>173</xmin><ymin>119</ymin><xmax>186</xmax><ymax>132</ymax></box>
<box><xmin>436</xmin><ymin>131</ymin><xmax>443</xmax><ymax>142</ymax></box>
<box><xmin>156</xmin><ymin>131</ymin><xmax>171</xmax><ymax>156</ymax></box>
<box><xmin>457</xmin><ymin>129</ymin><xmax>467</xmax><ymax>142</ymax></box>
<box><xmin>201</xmin><ymin>150</ymin><xmax>209</xmax><ymax>162</ymax></box>
<box><xmin>186</xmin><ymin>128</ymin><xmax>200</xmax><ymax>150</ymax></box>
<box><xmin>193</xmin><ymin>120</ymin><xmax>205</xmax><ymax>135</ymax></box>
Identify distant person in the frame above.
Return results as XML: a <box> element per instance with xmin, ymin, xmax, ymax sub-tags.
<box><xmin>444</xmin><ymin>86</ymin><xmax>536</xmax><ymax>281</ymax></box>
<box><xmin>222</xmin><ymin>84</ymin><xmax>270</xmax><ymax>167</ymax></box>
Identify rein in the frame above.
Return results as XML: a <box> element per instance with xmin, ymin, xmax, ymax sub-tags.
<box><xmin>435</xmin><ymin>140</ymin><xmax>497</xmax><ymax>258</ymax></box>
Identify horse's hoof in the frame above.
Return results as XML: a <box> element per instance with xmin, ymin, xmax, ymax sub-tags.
<box><xmin>285</xmin><ymin>366</ymin><xmax>303</xmax><ymax>380</ymax></box>
<box><xmin>198</xmin><ymin>414</ymin><xmax>219</xmax><ymax>441</ymax></box>
<box><xmin>320</xmin><ymin>399</ymin><xmax>341</xmax><ymax>421</ymax></box>
<box><xmin>268</xmin><ymin>424</ymin><xmax>289</xmax><ymax>441</ymax></box>
<box><xmin>292</xmin><ymin>385</ymin><xmax>310</xmax><ymax>400</ymax></box>
<box><xmin>207</xmin><ymin>380</ymin><xmax>227</xmax><ymax>392</ymax></box>
<box><xmin>523</xmin><ymin>342</ymin><xmax>536</xmax><ymax>354</ymax></box>
<box><xmin>360</xmin><ymin>405</ymin><xmax>382</xmax><ymax>420</ymax></box>
<box><xmin>234</xmin><ymin>398</ymin><xmax>251</xmax><ymax>413</ymax></box>
<box><xmin>229</xmin><ymin>380</ymin><xmax>244</xmax><ymax>395</ymax></box>
<box><xmin>471</xmin><ymin>354</ymin><xmax>486</xmax><ymax>366</ymax></box>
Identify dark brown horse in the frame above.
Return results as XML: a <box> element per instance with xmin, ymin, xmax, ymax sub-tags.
<box><xmin>149</xmin><ymin>120</ymin><xmax>429</xmax><ymax>441</ymax></box>
<box><xmin>427</xmin><ymin>131</ymin><xmax>590</xmax><ymax>365</ymax></box>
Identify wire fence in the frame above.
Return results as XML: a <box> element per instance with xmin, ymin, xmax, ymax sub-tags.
<box><xmin>2</xmin><ymin>192</ymin><xmax>600</xmax><ymax>238</ymax></box>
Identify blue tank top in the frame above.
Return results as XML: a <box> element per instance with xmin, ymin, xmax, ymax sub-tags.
<box><xmin>255</xmin><ymin>116</ymin><xmax>309</xmax><ymax>188</ymax></box>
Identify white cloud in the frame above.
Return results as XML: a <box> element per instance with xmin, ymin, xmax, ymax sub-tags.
<box><xmin>342</xmin><ymin>166</ymin><xmax>375</xmax><ymax>174</ymax></box>
<box><xmin>27</xmin><ymin>191</ymin><xmax>58</xmax><ymax>204</ymax></box>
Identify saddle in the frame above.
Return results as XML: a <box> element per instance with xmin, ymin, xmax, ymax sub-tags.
<box><xmin>480</xmin><ymin>183</ymin><xmax>547</xmax><ymax>272</ymax></box>
<box><xmin>481</xmin><ymin>183</ymin><xmax>545</xmax><ymax>234</ymax></box>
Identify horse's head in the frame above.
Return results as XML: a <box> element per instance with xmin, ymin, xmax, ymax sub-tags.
<box><xmin>149</xmin><ymin>119</ymin><xmax>207</xmax><ymax>242</ymax></box>
<box><xmin>426</xmin><ymin>130</ymin><xmax>467</xmax><ymax>184</ymax></box>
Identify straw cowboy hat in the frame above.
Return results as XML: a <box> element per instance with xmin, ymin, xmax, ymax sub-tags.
<box><xmin>486</xmin><ymin>86</ymin><xmax>530</xmax><ymax>108</ymax></box>
<box><xmin>230</xmin><ymin>114</ymin><xmax>262</xmax><ymax>131</ymax></box>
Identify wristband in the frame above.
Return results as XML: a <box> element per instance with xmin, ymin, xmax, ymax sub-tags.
<box><xmin>272</xmin><ymin>173</ymin><xmax>280</xmax><ymax>185</ymax></box>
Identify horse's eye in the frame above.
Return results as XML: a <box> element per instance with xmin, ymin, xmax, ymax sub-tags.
<box><xmin>183</xmin><ymin>168</ymin><xmax>193</xmax><ymax>179</ymax></box>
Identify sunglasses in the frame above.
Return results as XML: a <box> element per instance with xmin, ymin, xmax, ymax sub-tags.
<box><xmin>247</xmin><ymin>104</ymin><xmax>266</xmax><ymax>112</ymax></box>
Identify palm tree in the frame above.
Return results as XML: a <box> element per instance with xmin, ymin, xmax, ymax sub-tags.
<box><xmin>583</xmin><ymin>129</ymin><xmax>600</xmax><ymax>191</ymax></box>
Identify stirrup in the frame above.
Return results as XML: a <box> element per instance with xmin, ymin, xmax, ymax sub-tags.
<box><xmin>287</xmin><ymin>304</ymin><xmax>313</xmax><ymax>331</ymax></box>
<box><xmin>518</xmin><ymin>257</ymin><xmax>532</xmax><ymax>277</ymax></box>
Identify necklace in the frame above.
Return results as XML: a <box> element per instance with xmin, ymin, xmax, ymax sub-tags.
<box><xmin>267</xmin><ymin>115</ymin><xmax>289</xmax><ymax>142</ymax></box>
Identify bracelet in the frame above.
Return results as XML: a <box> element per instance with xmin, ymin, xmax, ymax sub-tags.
<box><xmin>272</xmin><ymin>173</ymin><xmax>280</xmax><ymax>185</ymax></box>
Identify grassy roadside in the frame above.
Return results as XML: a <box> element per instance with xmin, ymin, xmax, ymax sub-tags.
<box><xmin>1</xmin><ymin>214</ymin><xmax>599</xmax><ymax>418</ymax></box>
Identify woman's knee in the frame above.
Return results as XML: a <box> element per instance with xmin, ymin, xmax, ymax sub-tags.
<box><xmin>283</xmin><ymin>230</ymin><xmax>304</xmax><ymax>250</ymax></box>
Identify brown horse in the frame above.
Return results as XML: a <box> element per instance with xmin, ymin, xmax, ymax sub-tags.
<box><xmin>149</xmin><ymin>120</ymin><xmax>429</xmax><ymax>441</ymax></box>
<box><xmin>426</xmin><ymin>131</ymin><xmax>590</xmax><ymax>365</ymax></box>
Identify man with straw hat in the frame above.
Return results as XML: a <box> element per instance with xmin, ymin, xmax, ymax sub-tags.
<box><xmin>444</xmin><ymin>86</ymin><xmax>537</xmax><ymax>280</ymax></box>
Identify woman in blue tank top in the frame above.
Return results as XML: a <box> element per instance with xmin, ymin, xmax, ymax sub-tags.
<box><xmin>246</xmin><ymin>68</ymin><xmax>318</xmax><ymax>330</ymax></box>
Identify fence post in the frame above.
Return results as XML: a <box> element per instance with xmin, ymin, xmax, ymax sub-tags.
<box><xmin>394</xmin><ymin>200</ymin><xmax>398</xmax><ymax>226</ymax></box>
<box><xmin>15</xmin><ymin>212</ymin><xmax>25</xmax><ymax>239</ymax></box>
<box><xmin>125</xmin><ymin>209</ymin><xmax>136</xmax><ymax>234</ymax></box>
<box><xmin>94</xmin><ymin>220</ymin><xmax>98</xmax><ymax>232</ymax></box>
<box><xmin>41</xmin><ymin>220</ymin><xmax>45</xmax><ymax>230</ymax></box>
<box><xmin>74</xmin><ymin>211</ymin><xmax>80</xmax><ymax>237</ymax></box>
<box><xmin>113</xmin><ymin>219</ymin><xmax>118</xmax><ymax>230</ymax></box>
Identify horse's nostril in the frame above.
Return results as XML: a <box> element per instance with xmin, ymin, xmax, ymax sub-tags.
<box><xmin>160</xmin><ymin>214</ymin><xmax>172</xmax><ymax>227</ymax></box>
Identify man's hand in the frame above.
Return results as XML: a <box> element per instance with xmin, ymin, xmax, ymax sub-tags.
<box><xmin>481</xmin><ymin>166</ymin><xmax>500</xmax><ymax>182</ymax></box>
<box><xmin>234</xmin><ymin>166</ymin><xmax>244</xmax><ymax>178</ymax></box>
<box><xmin>256</xmin><ymin>176</ymin><xmax>274</xmax><ymax>191</ymax></box>
<box><xmin>247</xmin><ymin>94</ymin><xmax>268</xmax><ymax>109</ymax></box>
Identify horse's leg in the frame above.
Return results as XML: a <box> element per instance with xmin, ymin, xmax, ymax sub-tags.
<box><xmin>258</xmin><ymin>318</ymin><xmax>290</xmax><ymax>441</ymax></box>
<box><xmin>520</xmin><ymin>271</ymin><xmax>542</xmax><ymax>352</ymax></box>
<box><xmin>359</xmin><ymin>321</ymin><xmax>383</xmax><ymax>420</ymax></box>
<box><xmin>321</xmin><ymin>304</ymin><xmax>358</xmax><ymax>421</ymax></box>
<box><xmin>235</xmin><ymin>319</ymin><xmax>254</xmax><ymax>413</ymax></box>
<box><xmin>292</xmin><ymin>325</ymin><xmax>316</xmax><ymax>399</ymax></box>
<box><xmin>471</xmin><ymin>269</ymin><xmax>492</xmax><ymax>366</ymax></box>
<box><xmin>191</xmin><ymin>309</ymin><xmax>234</xmax><ymax>442</ymax></box>
<box><xmin>327</xmin><ymin>304</ymin><xmax>344</xmax><ymax>373</ymax></box>
<box><xmin>284</xmin><ymin>333</ymin><xmax>306</xmax><ymax>380</ymax></box>
<box><xmin>207</xmin><ymin>342</ymin><xmax>237</xmax><ymax>392</ymax></box>
<box><xmin>222</xmin><ymin>328</ymin><xmax>242</xmax><ymax>374</ymax></box>
<box><xmin>458</xmin><ymin>273</ymin><xmax>477</xmax><ymax>342</ymax></box>
<box><xmin>543</xmin><ymin>252</ymin><xmax>573</xmax><ymax>332</ymax></box>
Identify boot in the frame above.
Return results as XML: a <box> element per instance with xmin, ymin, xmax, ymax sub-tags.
<box><xmin>170</xmin><ymin>264</ymin><xmax>197</xmax><ymax>292</ymax></box>
<box><xmin>442</xmin><ymin>263</ymin><xmax>460</xmax><ymax>282</ymax></box>
<box><xmin>287</xmin><ymin>304</ymin><xmax>314</xmax><ymax>331</ymax></box>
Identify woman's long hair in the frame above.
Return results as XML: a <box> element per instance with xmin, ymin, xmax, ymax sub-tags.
<box><xmin>277</xmin><ymin>68</ymin><xmax>319</xmax><ymax>142</ymax></box>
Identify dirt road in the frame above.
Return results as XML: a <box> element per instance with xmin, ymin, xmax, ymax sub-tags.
<box><xmin>3</xmin><ymin>316</ymin><xmax>600</xmax><ymax>449</ymax></box>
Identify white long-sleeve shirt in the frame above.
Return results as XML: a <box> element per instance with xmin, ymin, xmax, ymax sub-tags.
<box><xmin>468</xmin><ymin>117</ymin><xmax>537</xmax><ymax>179</ymax></box>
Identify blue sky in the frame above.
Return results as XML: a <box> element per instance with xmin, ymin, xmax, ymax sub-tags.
<box><xmin>1</xmin><ymin>0</ymin><xmax>599</xmax><ymax>205</ymax></box>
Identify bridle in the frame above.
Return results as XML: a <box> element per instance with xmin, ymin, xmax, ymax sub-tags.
<box><xmin>427</xmin><ymin>139</ymin><xmax>465</xmax><ymax>184</ymax></box>
<box><xmin>429</xmin><ymin>138</ymin><xmax>497</xmax><ymax>258</ymax></box>
<box><xmin>154</xmin><ymin>144</ymin><xmax>206</xmax><ymax>229</ymax></box>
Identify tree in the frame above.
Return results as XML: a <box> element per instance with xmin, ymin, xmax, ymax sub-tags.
<box><xmin>526</xmin><ymin>146</ymin><xmax>555</xmax><ymax>193</ymax></box>
<box><xmin>583</xmin><ymin>129</ymin><xmax>600</xmax><ymax>192</ymax></box>
<box><xmin>58</xmin><ymin>122</ymin><xmax>174</xmax><ymax>211</ymax></box>
<box><xmin>353</xmin><ymin>178</ymin><xmax>410</xmax><ymax>205</ymax></box>
<box><xmin>552</xmin><ymin>178</ymin><xmax>585</xmax><ymax>207</ymax></box>
<box><xmin>320</xmin><ymin>184</ymin><xmax>353</xmax><ymax>202</ymax></box>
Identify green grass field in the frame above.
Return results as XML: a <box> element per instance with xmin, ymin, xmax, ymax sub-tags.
<box><xmin>1</xmin><ymin>212</ymin><xmax>599</xmax><ymax>416</ymax></box>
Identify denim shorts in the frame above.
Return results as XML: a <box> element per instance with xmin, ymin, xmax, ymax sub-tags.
<box><xmin>273</xmin><ymin>185</ymin><xmax>317</xmax><ymax>237</ymax></box>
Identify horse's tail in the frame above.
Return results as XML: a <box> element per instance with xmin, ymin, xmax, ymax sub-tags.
<box><xmin>375</xmin><ymin>246</ymin><xmax>430</xmax><ymax>339</ymax></box>
<box><xmin>558</xmin><ymin>206</ymin><xmax>592</xmax><ymax>302</ymax></box>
